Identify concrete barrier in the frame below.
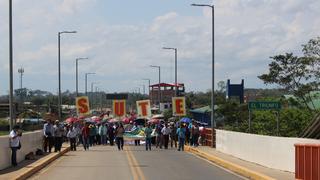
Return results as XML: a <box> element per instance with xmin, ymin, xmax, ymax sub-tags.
<box><xmin>0</xmin><ymin>130</ymin><xmax>43</xmax><ymax>170</ymax></box>
<box><xmin>216</xmin><ymin>129</ymin><xmax>320</xmax><ymax>172</ymax></box>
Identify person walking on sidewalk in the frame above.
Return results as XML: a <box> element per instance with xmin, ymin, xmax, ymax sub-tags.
<box><xmin>177</xmin><ymin>124</ymin><xmax>186</xmax><ymax>151</ymax></box>
<box><xmin>9</xmin><ymin>125</ymin><xmax>22</xmax><ymax>167</ymax></box>
<box><xmin>161</xmin><ymin>123</ymin><xmax>171</xmax><ymax>149</ymax></box>
<box><xmin>53</xmin><ymin>120</ymin><xmax>64</xmax><ymax>152</ymax></box>
<box><xmin>115</xmin><ymin>123</ymin><xmax>125</xmax><ymax>150</ymax></box>
<box><xmin>81</xmin><ymin>123</ymin><xmax>90</xmax><ymax>151</ymax></box>
<box><xmin>144</xmin><ymin>123</ymin><xmax>153</xmax><ymax>151</ymax></box>
<box><xmin>43</xmin><ymin>119</ymin><xmax>54</xmax><ymax>153</ymax></box>
<box><xmin>67</xmin><ymin>125</ymin><xmax>78</xmax><ymax>151</ymax></box>
<box><xmin>191</xmin><ymin>123</ymin><xmax>200</xmax><ymax>147</ymax></box>
<box><xmin>170</xmin><ymin>123</ymin><xmax>177</xmax><ymax>148</ymax></box>
<box><xmin>108</xmin><ymin>124</ymin><xmax>115</xmax><ymax>146</ymax></box>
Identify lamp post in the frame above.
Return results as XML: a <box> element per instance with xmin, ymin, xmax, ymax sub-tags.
<box><xmin>76</xmin><ymin>57</ymin><xmax>88</xmax><ymax>96</ymax></box>
<box><xmin>150</xmin><ymin>65</ymin><xmax>161</xmax><ymax>105</ymax></box>
<box><xmin>18</xmin><ymin>67</ymin><xmax>24</xmax><ymax>113</ymax></box>
<box><xmin>142</xmin><ymin>79</ymin><xmax>151</xmax><ymax>102</ymax></box>
<box><xmin>9</xmin><ymin>0</ymin><xmax>14</xmax><ymax>129</ymax></box>
<box><xmin>191</xmin><ymin>3</ymin><xmax>215</xmax><ymax>147</ymax></box>
<box><xmin>85</xmin><ymin>73</ymin><xmax>95</xmax><ymax>96</ymax></box>
<box><xmin>163</xmin><ymin>47</ymin><xmax>178</xmax><ymax>96</ymax></box>
<box><xmin>58</xmin><ymin>30</ymin><xmax>77</xmax><ymax>121</ymax></box>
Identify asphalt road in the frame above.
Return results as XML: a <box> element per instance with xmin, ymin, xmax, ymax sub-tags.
<box><xmin>29</xmin><ymin>144</ymin><xmax>244</xmax><ymax>180</ymax></box>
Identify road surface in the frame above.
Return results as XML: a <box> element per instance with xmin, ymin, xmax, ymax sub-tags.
<box><xmin>29</xmin><ymin>144</ymin><xmax>245</xmax><ymax>180</ymax></box>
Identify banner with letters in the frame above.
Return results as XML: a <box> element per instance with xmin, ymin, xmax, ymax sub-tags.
<box><xmin>113</xmin><ymin>100</ymin><xmax>126</xmax><ymax>117</ymax></box>
<box><xmin>136</xmin><ymin>100</ymin><xmax>151</xmax><ymax>118</ymax></box>
<box><xmin>172</xmin><ymin>97</ymin><xmax>186</xmax><ymax>116</ymax></box>
<box><xmin>76</xmin><ymin>96</ymin><xmax>90</xmax><ymax>116</ymax></box>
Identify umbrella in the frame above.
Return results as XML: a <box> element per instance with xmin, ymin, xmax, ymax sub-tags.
<box><xmin>180</xmin><ymin>117</ymin><xmax>192</xmax><ymax>123</ymax></box>
<box><xmin>65</xmin><ymin>117</ymin><xmax>78</xmax><ymax>124</ymax></box>
<box><xmin>78</xmin><ymin>115</ymin><xmax>86</xmax><ymax>120</ymax></box>
<box><xmin>152</xmin><ymin>114</ymin><xmax>164</xmax><ymax>119</ymax></box>
<box><xmin>109</xmin><ymin>118</ymin><xmax>119</xmax><ymax>123</ymax></box>
<box><xmin>134</xmin><ymin>118</ymin><xmax>147</xmax><ymax>125</ymax></box>
<box><xmin>148</xmin><ymin>118</ymin><xmax>160</xmax><ymax>124</ymax></box>
<box><xmin>91</xmin><ymin>116</ymin><xmax>101</xmax><ymax>122</ymax></box>
<box><xmin>122</xmin><ymin>117</ymin><xmax>130</xmax><ymax>124</ymax></box>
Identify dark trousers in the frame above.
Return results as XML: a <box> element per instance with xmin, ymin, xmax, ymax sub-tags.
<box><xmin>145</xmin><ymin>138</ymin><xmax>151</xmax><ymax>151</ymax></box>
<box><xmin>163</xmin><ymin>135</ymin><xmax>169</xmax><ymax>149</ymax></box>
<box><xmin>43</xmin><ymin>136</ymin><xmax>54</xmax><ymax>152</ymax></box>
<box><xmin>192</xmin><ymin>134</ymin><xmax>199</xmax><ymax>146</ymax></box>
<box><xmin>96</xmin><ymin>135</ymin><xmax>101</xmax><ymax>145</ymax></box>
<box><xmin>156</xmin><ymin>135</ymin><xmax>162</xmax><ymax>148</ymax></box>
<box><xmin>134</xmin><ymin>139</ymin><xmax>140</xmax><ymax>146</ymax></box>
<box><xmin>70</xmin><ymin>138</ymin><xmax>77</xmax><ymax>151</ymax></box>
<box><xmin>82</xmin><ymin>136</ymin><xmax>89</xmax><ymax>150</ymax></box>
<box><xmin>178</xmin><ymin>138</ymin><xmax>185</xmax><ymax>151</ymax></box>
<box><xmin>116</xmin><ymin>137</ymin><xmax>124</xmax><ymax>150</ymax></box>
<box><xmin>78</xmin><ymin>134</ymin><xmax>83</xmax><ymax>145</ymax></box>
<box><xmin>11</xmin><ymin>147</ymin><xmax>18</xmax><ymax>166</ymax></box>
<box><xmin>170</xmin><ymin>135</ymin><xmax>177</xmax><ymax>148</ymax></box>
<box><xmin>89</xmin><ymin>136</ymin><xmax>95</xmax><ymax>146</ymax></box>
<box><xmin>109</xmin><ymin>135</ymin><xmax>114</xmax><ymax>146</ymax></box>
<box><xmin>54</xmin><ymin>137</ymin><xmax>63</xmax><ymax>152</ymax></box>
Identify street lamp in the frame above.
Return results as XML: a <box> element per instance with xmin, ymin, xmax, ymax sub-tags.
<box><xmin>191</xmin><ymin>3</ymin><xmax>215</xmax><ymax>147</ymax></box>
<box><xmin>163</xmin><ymin>47</ymin><xmax>178</xmax><ymax>97</ymax></box>
<box><xmin>58</xmin><ymin>30</ymin><xmax>77</xmax><ymax>121</ymax></box>
<box><xmin>142</xmin><ymin>78</ymin><xmax>151</xmax><ymax>96</ymax></box>
<box><xmin>150</xmin><ymin>65</ymin><xmax>161</xmax><ymax>105</ymax></box>
<box><xmin>76</xmin><ymin>57</ymin><xmax>88</xmax><ymax>96</ymax></box>
<box><xmin>9</xmin><ymin>0</ymin><xmax>14</xmax><ymax>129</ymax></box>
<box><xmin>18</xmin><ymin>67</ymin><xmax>24</xmax><ymax>113</ymax></box>
<box><xmin>85</xmin><ymin>72</ymin><xmax>95</xmax><ymax>95</ymax></box>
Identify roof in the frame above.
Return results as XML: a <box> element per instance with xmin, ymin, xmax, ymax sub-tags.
<box><xmin>150</xmin><ymin>83</ymin><xmax>184</xmax><ymax>87</ymax></box>
<box><xmin>190</xmin><ymin>105</ymin><xmax>219</xmax><ymax>114</ymax></box>
<box><xmin>283</xmin><ymin>91</ymin><xmax>320</xmax><ymax>110</ymax></box>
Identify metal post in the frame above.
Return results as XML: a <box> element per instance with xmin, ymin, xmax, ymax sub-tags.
<box><xmin>76</xmin><ymin>59</ymin><xmax>79</xmax><ymax>96</ymax></box>
<box><xmin>248</xmin><ymin>110</ymin><xmax>251</xmax><ymax>133</ymax></box>
<box><xmin>9</xmin><ymin>0</ymin><xmax>14</xmax><ymax>129</ymax></box>
<box><xmin>58</xmin><ymin>32</ymin><xmax>62</xmax><ymax>121</ymax></box>
<box><xmin>175</xmin><ymin>48</ymin><xmax>178</xmax><ymax>97</ymax></box>
<box><xmin>158</xmin><ymin>67</ymin><xmax>161</xmax><ymax>105</ymax></box>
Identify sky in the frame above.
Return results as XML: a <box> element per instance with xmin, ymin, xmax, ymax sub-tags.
<box><xmin>0</xmin><ymin>0</ymin><xmax>320</xmax><ymax>95</ymax></box>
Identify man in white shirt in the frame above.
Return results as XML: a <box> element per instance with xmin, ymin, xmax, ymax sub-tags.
<box><xmin>161</xmin><ymin>124</ymin><xmax>171</xmax><ymax>149</ymax></box>
<box><xmin>10</xmin><ymin>125</ymin><xmax>22</xmax><ymax>166</ymax></box>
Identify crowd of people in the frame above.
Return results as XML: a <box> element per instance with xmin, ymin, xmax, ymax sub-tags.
<box><xmin>41</xmin><ymin>117</ymin><xmax>204</xmax><ymax>154</ymax></box>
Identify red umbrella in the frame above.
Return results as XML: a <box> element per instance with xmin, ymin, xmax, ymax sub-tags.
<box><xmin>122</xmin><ymin>117</ymin><xmax>130</xmax><ymax>124</ymax></box>
<box><xmin>66</xmin><ymin>117</ymin><xmax>78</xmax><ymax>124</ymax></box>
<box><xmin>109</xmin><ymin>118</ymin><xmax>119</xmax><ymax>123</ymax></box>
<box><xmin>78</xmin><ymin>115</ymin><xmax>86</xmax><ymax>120</ymax></box>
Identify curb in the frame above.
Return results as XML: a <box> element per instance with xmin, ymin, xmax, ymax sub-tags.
<box><xmin>14</xmin><ymin>146</ymin><xmax>70</xmax><ymax>180</ymax></box>
<box><xmin>185</xmin><ymin>146</ymin><xmax>276</xmax><ymax>180</ymax></box>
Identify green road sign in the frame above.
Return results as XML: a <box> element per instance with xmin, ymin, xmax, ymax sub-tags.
<box><xmin>248</xmin><ymin>101</ymin><xmax>281</xmax><ymax>110</ymax></box>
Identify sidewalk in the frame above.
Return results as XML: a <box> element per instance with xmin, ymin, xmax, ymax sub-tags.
<box><xmin>186</xmin><ymin>146</ymin><xmax>294</xmax><ymax>180</ymax></box>
<box><xmin>0</xmin><ymin>144</ymin><xmax>70</xmax><ymax>180</ymax></box>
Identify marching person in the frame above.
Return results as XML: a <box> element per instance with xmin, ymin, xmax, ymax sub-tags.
<box><xmin>9</xmin><ymin>125</ymin><xmax>22</xmax><ymax>167</ymax></box>
<box><xmin>115</xmin><ymin>123</ymin><xmax>125</xmax><ymax>150</ymax></box>
<box><xmin>99</xmin><ymin>123</ymin><xmax>107</xmax><ymax>145</ymax></box>
<box><xmin>177</xmin><ymin>123</ymin><xmax>186</xmax><ymax>151</ymax></box>
<box><xmin>81</xmin><ymin>122</ymin><xmax>90</xmax><ymax>151</ymax></box>
<box><xmin>161</xmin><ymin>123</ymin><xmax>171</xmax><ymax>149</ymax></box>
<box><xmin>108</xmin><ymin>124</ymin><xmax>115</xmax><ymax>146</ymax></box>
<box><xmin>144</xmin><ymin>123</ymin><xmax>153</xmax><ymax>151</ymax></box>
<box><xmin>43</xmin><ymin>119</ymin><xmax>54</xmax><ymax>153</ymax></box>
<box><xmin>53</xmin><ymin>120</ymin><xmax>64</xmax><ymax>152</ymax></box>
<box><xmin>170</xmin><ymin>123</ymin><xmax>177</xmax><ymax>148</ymax></box>
<box><xmin>67</xmin><ymin>125</ymin><xmax>78</xmax><ymax>151</ymax></box>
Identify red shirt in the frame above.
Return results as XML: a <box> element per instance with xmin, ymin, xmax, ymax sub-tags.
<box><xmin>81</xmin><ymin>126</ymin><xmax>89</xmax><ymax>137</ymax></box>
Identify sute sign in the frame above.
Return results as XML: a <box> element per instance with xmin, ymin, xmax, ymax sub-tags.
<box><xmin>172</xmin><ymin>97</ymin><xmax>186</xmax><ymax>116</ymax></box>
<box><xmin>113</xmin><ymin>100</ymin><xmax>126</xmax><ymax>117</ymax></box>
<box><xmin>76</xmin><ymin>96</ymin><xmax>90</xmax><ymax>116</ymax></box>
<box><xmin>136</xmin><ymin>100</ymin><xmax>151</xmax><ymax>118</ymax></box>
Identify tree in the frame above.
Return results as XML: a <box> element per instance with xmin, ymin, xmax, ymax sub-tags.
<box><xmin>258</xmin><ymin>52</ymin><xmax>318</xmax><ymax>111</ymax></box>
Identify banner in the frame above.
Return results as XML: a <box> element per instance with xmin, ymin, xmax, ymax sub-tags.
<box><xmin>113</xmin><ymin>100</ymin><xmax>126</xmax><ymax>117</ymax></box>
<box><xmin>76</xmin><ymin>96</ymin><xmax>90</xmax><ymax>116</ymax></box>
<box><xmin>172</xmin><ymin>97</ymin><xmax>186</xmax><ymax>116</ymax></box>
<box><xmin>136</xmin><ymin>100</ymin><xmax>151</xmax><ymax>118</ymax></box>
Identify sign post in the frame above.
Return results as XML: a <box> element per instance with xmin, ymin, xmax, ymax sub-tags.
<box><xmin>248</xmin><ymin>101</ymin><xmax>281</xmax><ymax>135</ymax></box>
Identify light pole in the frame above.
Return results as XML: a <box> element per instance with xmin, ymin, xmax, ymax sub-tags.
<box><xmin>150</xmin><ymin>65</ymin><xmax>161</xmax><ymax>105</ymax></box>
<box><xmin>76</xmin><ymin>57</ymin><xmax>88</xmax><ymax>96</ymax></box>
<box><xmin>142</xmin><ymin>78</ymin><xmax>151</xmax><ymax>100</ymax></box>
<box><xmin>163</xmin><ymin>47</ymin><xmax>178</xmax><ymax>96</ymax></box>
<box><xmin>18</xmin><ymin>67</ymin><xmax>24</xmax><ymax>113</ymax></box>
<box><xmin>191</xmin><ymin>3</ymin><xmax>215</xmax><ymax>147</ymax></box>
<box><xmin>85</xmin><ymin>72</ymin><xmax>95</xmax><ymax>96</ymax></box>
<box><xmin>58</xmin><ymin>30</ymin><xmax>77</xmax><ymax>121</ymax></box>
<box><xmin>9</xmin><ymin>0</ymin><xmax>14</xmax><ymax>129</ymax></box>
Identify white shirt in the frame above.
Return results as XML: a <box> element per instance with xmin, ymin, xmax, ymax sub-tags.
<box><xmin>67</xmin><ymin>128</ymin><xmax>78</xmax><ymax>138</ymax></box>
<box><xmin>161</xmin><ymin>127</ymin><xmax>171</xmax><ymax>135</ymax></box>
<box><xmin>10</xmin><ymin>130</ymin><xmax>20</xmax><ymax>148</ymax></box>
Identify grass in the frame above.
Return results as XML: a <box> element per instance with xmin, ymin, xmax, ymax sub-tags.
<box><xmin>0</xmin><ymin>131</ymin><xmax>9</xmax><ymax>136</ymax></box>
